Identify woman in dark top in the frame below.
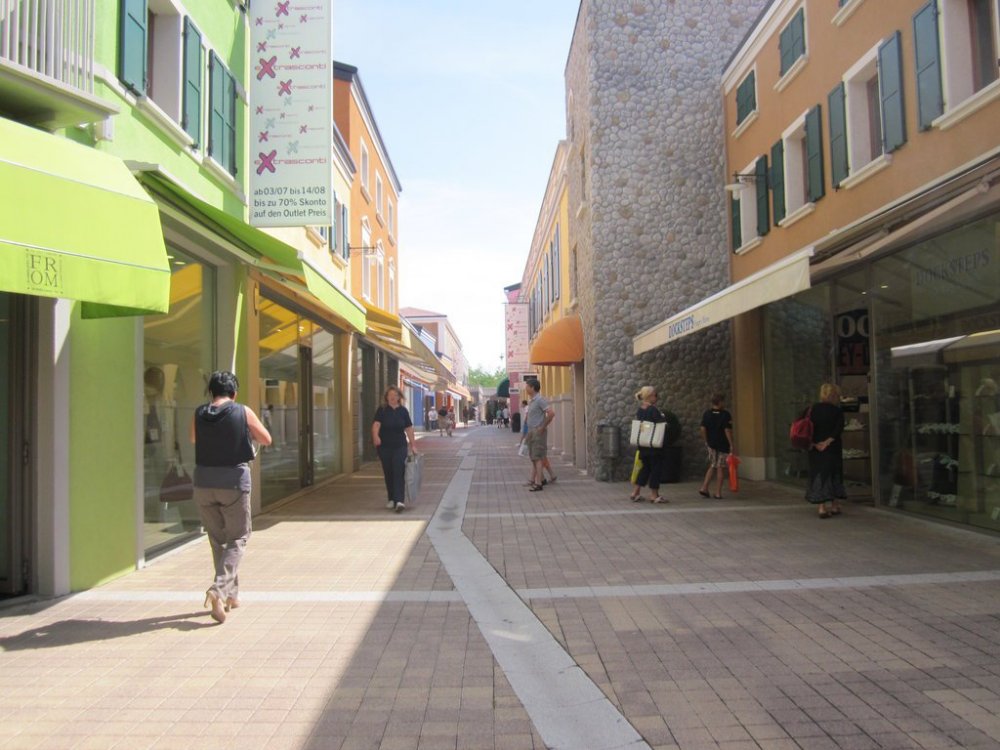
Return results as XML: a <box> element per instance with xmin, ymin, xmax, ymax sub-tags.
<box><xmin>629</xmin><ymin>385</ymin><xmax>668</xmax><ymax>504</ymax></box>
<box><xmin>806</xmin><ymin>382</ymin><xmax>846</xmax><ymax>518</ymax></box>
<box><xmin>372</xmin><ymin>385</ymin><xmax>418</xmax><ymax>513</ymax></box>
<box><xmin>191</xmin><ymin>371</ymin><xmax>271</xmax><ymax>623</ymax></box>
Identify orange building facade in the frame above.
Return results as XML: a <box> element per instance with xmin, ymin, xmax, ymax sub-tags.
<box><xmin>638</xmin><ymin>0</ymin><xmax>1000</xmax><ymax>532</ymax></box>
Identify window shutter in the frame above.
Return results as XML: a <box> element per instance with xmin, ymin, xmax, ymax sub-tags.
<box><xmin>755</xmin><ymin>156</ymin><xmax>769</xmax><ymax>237</ymax></box>
<box><xmin>182</xmin><ymin>18</ymin><xmax>202</xmax><ymax>146</ymax></box>
<box><xmin>770</xmin><ymin>139</ymin><xmax>786</xmax><ymax>224</ymax></box>
<box><xmin>779</xmin><ymin>8</ymin><xmax>805</xmax><ymax>75</ymax></box>
<box><xmin>912</xmin><ymin>1</ymin><xmax>943</xmax><ymax>130</ymax></box>
<box><xmin>341</xmin><ymin>205</ymin><xmax>349</xmax><ymax>260</ymax></box>
<box><xmin>224</xmin><ymin>70</ymin><xmax>237</xmax><ymax>175</ymax></box>
<box><xmin>330</xmin><ymin>197</ymin><xmax>338</xmax><ymax>253</ymax></box>
<box><xmin>878</xmin><ymin>31</ymin><xmax>907</xmax><ymax>152</ymax></box>
<box><xmin>828</xmin><ymin>82</ymin><xmax>848</xmax><ymax>187</ymax></box>
<box><xmin>208</xmin><ymin>52</ymin><xmax>224</xmax><ymax>164</ymax></box>
<box><xmin>736</xmin><ymin>71</ymin><xmax>756</xmax><ymax>124</ymax></box>
<box><xmin>730</xmin><ymin>196</ymin><xmax>742</xmax><ymax>251</ymax></box>
<box><xmin>805</xmin><ymin>104</ymin><xmax>825</xmax><ymax>202</ymax></box>
<box><xmin>119</xmin><ymin>0</ymin><xmax>147</xmax><ymax>94</ymax></box>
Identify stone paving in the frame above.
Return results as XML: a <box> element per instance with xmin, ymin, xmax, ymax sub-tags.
<box><xmin>1</xmin><ymin>425</ymin><xmax>1000</xmax><ymax>749</ymax></box>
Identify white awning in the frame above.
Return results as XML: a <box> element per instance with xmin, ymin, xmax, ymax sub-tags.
<box><xmin>633</xmin><ymin>247</ymin><xmax>814</xmax><ymax>355</ymax></box>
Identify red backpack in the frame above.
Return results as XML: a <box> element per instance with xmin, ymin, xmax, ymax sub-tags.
<box><xmin>789</xmin><ymin>407</ymin><xmax>813</xmax><ymax>450</ymax></box>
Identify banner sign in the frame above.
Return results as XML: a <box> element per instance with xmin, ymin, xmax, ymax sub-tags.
<box><xmin>505</xmin><ymin>303</ymin><xmax>530</xmax><ymax>372</ymax></box>
<box><xmin>249</xmin><ymin>1</ymin><xmax>332</xmax><ymax>227</ymax></box>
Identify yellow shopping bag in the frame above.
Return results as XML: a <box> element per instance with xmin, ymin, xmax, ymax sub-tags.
<box><xmin>630</xmin><ymin>450</ymin><xmax>642</xmax><ymax>484</ymax></box>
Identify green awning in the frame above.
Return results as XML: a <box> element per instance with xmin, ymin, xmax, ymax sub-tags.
<box><xmin>0</xmin><ymin>117</ymin><xmax>170</xmax><ymax>317</ymax></box>
<box><xmin>139</xmin><ymin>171</ymin><xmax>366</xmax><ymax>333</ymax></box>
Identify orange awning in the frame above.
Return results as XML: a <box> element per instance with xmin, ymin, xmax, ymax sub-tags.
<box><xmin>529</xmin><ymin>315</ymin><xmax>584</xmax><ymax>366</ymax></box>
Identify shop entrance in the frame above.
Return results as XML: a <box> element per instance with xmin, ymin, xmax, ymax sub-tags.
<box><xmin>0</xmin><ymin>293</ymin><xmax>33</xmax><ymax>597</ymax></box>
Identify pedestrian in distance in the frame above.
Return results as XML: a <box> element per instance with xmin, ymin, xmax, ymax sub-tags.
<box><xmin>191</xmin><ymin>370</ymin><xmax>272</xmax><ymax>624</ymax></box>
<box><xmin>629</xmin><ymin>385</ymin><xmax>668</xmax><ymax>503</ymax></box>
<box><xmin>446</xmin><ymin>407</ymin><xmax>455</xmax><ymax>437</ymax></box>
<box><xmin>519</xmin><ymin>399</ymin><xmax>557</xmax><ymax>486</ymax></box>
<box><xmin>698</xmin><ymin>393</ymin><xmax>735</xmax><ymax>499</ymax></box>
<box><xmin>374</xmin><ymin>386</ymin><xmax>419</xmax><ymax>513</ymax></box>
<box><xmin>437</xmin><ymin>406</ymin><xmax>448</xmax><ymax>436</ymax></box>
<box><xmin>426</xmin><ymin>406</ymin><xmax>437</xmax><ymax>432</ymax></box>
<box><xmin>523</xmin><ymin>378</ymin><xmax>556</xmax><ymax>492</ymax></box>
<box><xmin>806</xmin><ymin>382</ymin><xmax>846</xmax><ymax>518</ymax></box>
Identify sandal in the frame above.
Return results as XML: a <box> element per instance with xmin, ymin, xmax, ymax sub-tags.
<box><xmin>698</xmin><ymin>489</ymin><xmax>710</xmax><ymax>498</ymax></box>
<box><xmin>547</xmin><ymin>476</ymin><xmax>557</xmax><ymax>484</ymax></box>
<box><xmin>528</xmin><ymin>483</ymin><xmax>544</xmax><ymax>492</ymax></box>
<box><xmin>630</xmin><ymin>493</ymin><xmax>644</xmax><ymax>502</ymax></box>
<box><xmin>651</xmin><ymin>496</ymin><xmax>669</xmax><ymax>504</ymax></box>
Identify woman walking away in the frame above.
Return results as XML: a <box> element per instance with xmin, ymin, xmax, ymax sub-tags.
<box><xmin>629</xmin><ymin>386</ymin><xmax>668</xmax><ymax>504</ymax></box>
<box><xmin>373</xmin><ymin>386</ymin><xmax>419</xmax><ymax>513</ymax></box>
<box><xmin>806</xmin><ymin>382</ymin><xmax>846</xmax><ymax>518</ymax></box>
<box><xmin>192</xmin><ymin>371</ymin><xmax>271</xmax><ymax>624</ymax></box>
<box><xmin>699</xmin><ymin>393</ymin><xmax>734</xmax><ymax>499</ymax></box>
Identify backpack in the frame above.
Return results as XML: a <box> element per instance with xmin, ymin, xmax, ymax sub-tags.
<box><xmin>789</xmin><ymin>407</ymin><xmax>813</xmax><ymax>450</ymax></box>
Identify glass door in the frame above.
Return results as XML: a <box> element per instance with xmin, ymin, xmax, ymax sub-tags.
<box><xmin>0</xmin><ymin>293</ymin><xmax>31</xmax><ymax>597</ymax></box>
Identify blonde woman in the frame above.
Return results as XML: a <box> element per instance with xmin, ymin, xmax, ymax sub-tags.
<box><xmin>806</xmin><ymin>382</ymin><xmax>846</xmax><ymax>518</ymax></box>
<box><xmin>629</xmin><ymin>385</ymin><xmax>668</xmax><ymax>504</ymax></box>
<box><xmin>372</xmin><ymin>386</ymin><xmax>418</xmax><ymax>512</ymax></box>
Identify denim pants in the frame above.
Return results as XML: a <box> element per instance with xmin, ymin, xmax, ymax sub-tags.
<box><xmin>194</xmin><ymin>487</ymin><xmax>251</xmax><ymax>600</ymax></box>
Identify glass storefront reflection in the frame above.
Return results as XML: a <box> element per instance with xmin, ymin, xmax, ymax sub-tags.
<box><xmin>142</xmin><ymin>251</ymin><xmax>215</xmax><ymax>556</ymax></box>
<box><xmin>258</xmin><ymin>295</ymin><xmax>344</xmax><ymax>505</ymax></box>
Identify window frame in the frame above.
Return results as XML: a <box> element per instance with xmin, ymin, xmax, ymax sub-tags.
<box><xmin>360</xmin><ymin>142</ymin><xmax>370</xmax><ymax>194</ymax></box>
<box><xmin>735</xmin><ymin>69</ymin><xmax>757</xmax><ymax>127</ymax></box>
<box><xmin>777</xmin><ymin>6</ymin><xmax>807</xmax><ymax>82</ymax></box>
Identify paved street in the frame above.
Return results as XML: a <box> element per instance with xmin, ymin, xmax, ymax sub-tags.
<box><xmin>2</xmin><ymin>425</ymin><xmax>1000</xmax><ymax>750</ymax></box>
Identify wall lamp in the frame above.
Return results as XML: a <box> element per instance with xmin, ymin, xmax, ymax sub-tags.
<box><xmin>724</xmin><ymin>170</ymin><xmax>765</xmax><ymax>192</ymax></box>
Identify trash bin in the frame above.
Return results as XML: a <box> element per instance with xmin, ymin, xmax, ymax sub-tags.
<box><xmin>596</xmin><ymin>422</ymin><xmax>620</xmax><ymax>459</ymax></box>
<box><xmin>511</xmin><ymin>412</ymin><xmax>521</xmax><ymax>433</ymax></box>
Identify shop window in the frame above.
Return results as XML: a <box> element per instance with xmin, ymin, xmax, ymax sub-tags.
<box><xmin>872</xmin><ymin>211</ymin><xmax>1000</xmax><ymax>531</ymax></box>
<box><xmin>208</xmin><ymin>51</ymin><xmax>237</xmax><ymax>175</ymax></box>
<box><xmin>142</xmin><ymin>248</ymin><xmax>216</xmax><ymax>556</ymax></box>
<box><xmin>735</xmin><ymin>70</ymin><xmax>757</xmax><ymax>126</ymax></box>
<box><xmin>914</xmin><ymin>0</ymin><xmax>1000</xmax><ymax>130</ymax></box>
<box><xmin>778</xmin><ymin>6</ymin><xmax>806</xmax><ymax>77</ymax></box>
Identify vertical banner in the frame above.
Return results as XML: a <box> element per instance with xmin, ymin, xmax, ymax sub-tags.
<box><xmin>505</xmin><ymin>303</ymin><xmax>530</xmax><ymax>373</ymax></box>
<box><xmin>249</xmin><ymin>1</ymin><xmax>332</xmax><ymax>227</ymax></box>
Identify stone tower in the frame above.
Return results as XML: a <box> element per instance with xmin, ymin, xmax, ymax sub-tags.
<box><xmin>565</xmin><ymin>0</ymin><xmax>770</xmax><ymax>479</ymax></box>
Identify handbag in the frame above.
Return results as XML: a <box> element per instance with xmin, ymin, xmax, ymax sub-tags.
<box><xmin>630</xmin><ymin>419</ymin><xmax>666</xmax><ymax>449</ymax></box>
<box><xmin>630</xmin><ymin>450</ymin><xmax>642</xmax><ymax>484</ymax></box>
<box><xmin>727</xmin><ymin>453</ymin><xmax>740</xmax><ymax>492</ymax></box>
<box><xmin>789</xmin><ymin>407</ymin><xmax>813</xmax><ymax>450</ymax></box>
<box><xmin>404</xmin><ymin>452</ymin><xmax>424</xmax><ymax>503</ymax></box>
<box><xmin>160</xmin><ymin>461</ymin><xmax>194</xmax><ymax>503</ymax></box>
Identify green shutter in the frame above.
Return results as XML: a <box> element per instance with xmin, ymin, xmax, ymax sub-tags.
<box><xmin>805</xmin><ymin>105</ymin><xmax>825</xmax><ymax>202</ymax></box>
<box><xmin>828</xmin><ymin>82</ymin><xmax>848</xmax><ymax>187</ymax></box>
<box><xmin>730</xmin><ymin>195</ymin><xmax>741</xmax><ymax>251</ymax></box>
<box><xmin>779</xmin><ymin>8</ymin><xmax>805</xmax><ymax>76</ymax></box>
<box><xmin>224</xmin><ymin>70</ymin><xmax>237</xmax><ymax>175</ymax></box>
<box><xmin>913</xmin><ymin>1</ymin><xmax>943</xmax><ymax>130</ymax></box>
<box><xmin>119</xmin><ymin>0</ymin><xmax>147</xmax><ymax>94</ymax></box>
<box><xmin>182</xmin><ymin>18</ymin><xmax>202</xmax><ymax>146</ymax></box>
<box><xmin>208</xmin><ymin>52</ymin><xmax>224</xmax><ymax>165</ymax></box>
<box><xmin>878</xmin><ymin>31</ymin><xmax>907</xmax><ymax>152</ymax></box>
<box><xmin>770</xmin><ymin>139</ymin><xmax>786</xmax><ymax>224</ymax></box>
<box><xmin>341</xmin><ymin>205</ymin><xmax>349</xmax><ymax>259</ymax></box>
<box><xmin>736</xmin><ymin>71</ymin><xmax>756</xmax><ymax>124</ymax></box>
<box><xmin>755</xmin><ymin>156</ymin><xmax>769</xmax><ymax>237</ymax></box>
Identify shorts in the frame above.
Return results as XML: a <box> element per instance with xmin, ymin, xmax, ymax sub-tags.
<box><xmin>706</xmin><ymin>447</ymin><xmax>729</xmax><ymax>469</ymax></box>
<box><xmin>526</xmin><ymin>430</ymin><xmax>548</xmax><ymax>461</ymax></box>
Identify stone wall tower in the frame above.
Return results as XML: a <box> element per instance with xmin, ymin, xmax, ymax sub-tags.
<box><xmin>565</xmin><ymin>0</ymin><xmax>770</xmax><ymax>479</ymax></box>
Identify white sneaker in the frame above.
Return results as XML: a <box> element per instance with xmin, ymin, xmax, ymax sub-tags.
<box><xmin>395</xmin><ymin>501</ymin><xmax>405</xmax><ymax>513</ymax></box>
<box><xmin>386</xmin><ymin>501</ymin><xmax>396</xmax><ymax>510</ymax></box>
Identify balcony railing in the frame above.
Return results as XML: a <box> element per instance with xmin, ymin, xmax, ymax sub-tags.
<box><xmin>0</xmin><ymin>0</ymin><xmax>94</xmax><ymax>94</ymax></box>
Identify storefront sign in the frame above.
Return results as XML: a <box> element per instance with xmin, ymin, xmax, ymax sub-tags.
<box><xmin>908</xmin><ymin>230</ymin><xmax>998</xmax><ymax>320</ymax></box>
<box><xmin>25</xmin><ymin>249</ymin><xmax>62</xmax><ymax>294</ymax></box>
<box><xmin>505</xmin><ymin>303</ymin><xmax>530</xmax><ymax>372</ymax></box>
<box><xmin>836</xmin><ymin>308</ymin><xmax>869</xmax><ymax>375</ymax></box>
<box><xmin>249</xmin><ymin>2</ymin><xmax>332</xmax><ymax>227</ymax></box>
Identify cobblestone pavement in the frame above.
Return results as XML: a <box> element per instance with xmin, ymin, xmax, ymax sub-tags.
<box><xmin>2</xmin><ymin>425</ymin><xmax>1000</xmax><ymax>749</ymax></box>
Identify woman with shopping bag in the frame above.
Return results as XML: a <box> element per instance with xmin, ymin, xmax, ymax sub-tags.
<box><xmin>628</xmin><ymin>386</ymin><xmax>668</xmax><ymax>504</ymax></box>
<box><xmin>372</xmin><ymin>386</ymin><xmax>419</xmax><ymax>513</ymax></box>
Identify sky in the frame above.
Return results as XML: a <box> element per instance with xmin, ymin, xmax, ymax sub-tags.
<box><xmin>332</xmin><ymin>0</ymin><xmax>581</xmax><ymax>372</ymax></box>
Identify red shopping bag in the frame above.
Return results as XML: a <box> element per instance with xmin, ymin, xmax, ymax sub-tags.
<box><xmin>727</xmin><ymin>454</ymin><xmax>740</xmax><ymax>492</ymax></box>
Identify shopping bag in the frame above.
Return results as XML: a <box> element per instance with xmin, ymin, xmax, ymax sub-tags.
<box><xmin>727</xmin><ymin>453</ymin><xmax>740</xmax><ymax>492</ymax></box>
<box><xmin>789</xmin><ymin>407</ymin><xmax>813</xmax><ymax>450</ymax></box>
<box><xmin>159</xmin><ymin>462</ymin><xmax>194</xmax><ymax>503</ymax></box>
<box><xmin>404</xmin><ymin>452</ymin><xmax>424</xmax><ymax>504</ymax></box>
<box><xmin>630</xmin><ymin>419</ymin><xmax>665</xmax><ymax>448</ymax></box>
<box><xmin>517</xmin><ymin>441</ymin><xmax>529</xmax><ymax>458</ymax></box>
<box><xmin>630</xmin><ymin>450</ymin><xmax>642</xmax><ymax>484</ymax></box>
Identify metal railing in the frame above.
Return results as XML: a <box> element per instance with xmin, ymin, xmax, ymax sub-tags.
<box><xmin>0</xmin><ymin>0</ymin><xmax>95</xmax><ymax>93</ymax></box>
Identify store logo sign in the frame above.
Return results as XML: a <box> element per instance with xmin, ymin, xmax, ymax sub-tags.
<box><xmin>25</xmin><ymin>250</ymin><xmax>62</xmax><ymax>294</ymax></box>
